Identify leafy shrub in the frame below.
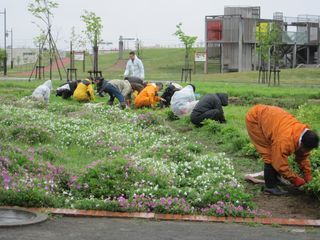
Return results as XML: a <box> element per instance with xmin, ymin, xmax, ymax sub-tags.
<box><xmin>0</xmin><ymin>189</ymin><xmax>65</xmax><ymax>208</ymax></box>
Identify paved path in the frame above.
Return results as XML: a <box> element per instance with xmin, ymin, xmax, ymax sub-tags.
<box><xmin>0</xmin><ymin>217</ymin><xmax>320</xmax><ymax>240</ymax></box>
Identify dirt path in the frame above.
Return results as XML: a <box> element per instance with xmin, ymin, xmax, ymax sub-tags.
<box><xmin>13</xmin><ymin>57</ymin><xmax>70</xmax><ymax>77</ymax></box>
<box><xmin>254</xmin><ymin>186</ymin><xmax>320</xmax><ymax>219</ymax></box>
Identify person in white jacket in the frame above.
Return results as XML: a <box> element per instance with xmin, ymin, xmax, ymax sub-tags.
<box><xmin>170</xmin><ymin>84</ymin><xmax>198</xmax><ymax>118</ymax></box>
<box><xmin>124</xmin><ymin>51</ymin><xmax>145</xmax><ymax>80</ymax></box>
<box><xmin>32</xmin><ymin>80</ymin><xmax>53</xmax><ymax>103</ymax></box>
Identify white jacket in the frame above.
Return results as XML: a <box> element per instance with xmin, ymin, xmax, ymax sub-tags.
<box><xmin>124</xmin><ymin>56</ymin><xmax>145</xmax><ymax>80</ymax></box>
<box><xmin>32</xmin><ymin>80</ymin><xmax>52</xmax><ymax>102</ymax></box>
<box><xmin>170</xmin><ymin>85</ymin><xmax>198</xmax><ymax>117</ymax></box>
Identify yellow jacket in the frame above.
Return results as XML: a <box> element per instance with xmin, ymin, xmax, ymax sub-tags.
<box><xmin>134</xmin><ymin>83</ymin><xmax>160</xmax><ymax>108</ymax></box>
<box><xmin>73</xmin><ymin>80</ymin><xmax>95</xmax><ymax>101</ymax></box>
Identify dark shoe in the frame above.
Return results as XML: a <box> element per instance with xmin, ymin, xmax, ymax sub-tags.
<box><xmin>264</xmin><ymin>186</ymin><xmax>288</xmax><ymax>196</ymax></box>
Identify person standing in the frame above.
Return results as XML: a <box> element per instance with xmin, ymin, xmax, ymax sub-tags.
<box><xmin>124</xmin><ymin>51</ymin><xmax>145</xmax><ymax>80</ymax></box>
<box><xmin>245</xmin><ymin>104</ymin><xmax>319</xmax><ymax>196</ymax></box>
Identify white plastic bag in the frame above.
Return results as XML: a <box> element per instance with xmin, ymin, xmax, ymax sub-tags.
<box><xmin>32</xmin><ymin>80</ymin><xmax>52</xmax><ymax>103</ymax></box>
<box><xmin>170</xmin><ymin>85</ymin><xmax>198</xmax><ymax>117</ymax></box>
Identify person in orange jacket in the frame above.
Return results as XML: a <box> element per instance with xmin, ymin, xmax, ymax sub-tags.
<box><xmin>134</xmin><ymin>82</ymin><xmax>164</xmax><ymax>108</ymax></box>
<box><xmin>246</xmin><ymin>104</ymin><xmax>319</xmax><ymax>196</ymax></box>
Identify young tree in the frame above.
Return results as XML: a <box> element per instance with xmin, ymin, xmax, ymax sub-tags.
<box><xmin>80</xmin><ymin>11</ymin><xmax>103</xmax><ymax>76</ymax></box>
<box><xmin>28</xmin><ymin>0</ymin><xmax>58</xmax><ymax>29</ymax></box>
<box><xmin>28</xmin><ymin>0</ymin><xmax>62</xmax><ymax>80</ymax></box>
<box><xmin>256</xmin><ymin>22</ymin><xmax>282</xmax><ymax>85</ymax></box>
<box><xmin>174</xmin><ymin>23</ymin><xmax>197</xmax><ymax>81</ymax></box>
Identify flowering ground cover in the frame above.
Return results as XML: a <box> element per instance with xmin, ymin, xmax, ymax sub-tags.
<box><xmin>0</xmin><ymin>98</ymin><xmax>271</xmax><ymax>217</ymax></box>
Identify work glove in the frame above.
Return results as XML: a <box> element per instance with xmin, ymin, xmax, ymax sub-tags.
<box><xmin>293</xmin><ymin>176</ymin><xmax>306</xmax><ymax>187</ymax></box>
<box><xmin>304</xmin><ymin>174</ymin><xmax>313</xmax><ymax>183</ymax></box>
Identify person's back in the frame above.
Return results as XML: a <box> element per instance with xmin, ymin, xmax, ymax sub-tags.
<box><xmin>248</xmin><ymin>105</ymin><xmax>307</xmax><ymax>145</ymax></box>
<box><xmin>56</xmin><ymin>80</ymin><xmax>79</xmax><ymax>99</ymax></box>
<box><xmin>191</xmin><ymin>93</ymin><xmax>228</xmax><ymax>125</ymax></box>
<box><xmin>135</xmin><ymin>83</ymin><xmax>162</xmax><ymax>108</ymax></box>
<box><xmin>73</xmin><ymin>79</ymin><xmax>95</xmax><ymax>102</ymax></box>
<box><xmin>32</xmin><ymin>80</ymin><xmax>52</xmax><ymax>102</ymax></box>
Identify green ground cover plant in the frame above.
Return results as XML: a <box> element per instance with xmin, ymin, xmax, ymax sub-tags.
<box><xmin>0</xmin><ymin>98</ymin><xmax>270</xmax><ymax>217</ymax></box>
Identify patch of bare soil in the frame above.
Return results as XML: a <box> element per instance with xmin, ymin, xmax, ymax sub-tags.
<box><xmin>111</xmin><ymin>60</ymin><xmax>127</xmax><ymax>71</ymax></box>
<box><xmin>254</xmin><ymin>186</ymin><xmax>320</xmax><ymax>219</ymax></box>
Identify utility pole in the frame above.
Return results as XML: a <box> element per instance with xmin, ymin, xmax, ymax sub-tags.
<box><xmin>0</xmin><ymin>8</ymin><xmax>7</xmax><ymax>75</ymax></box>
<box><xmin>6</xmin><ymin>28</ymin><xmax>13</xmax><ymax>69</ymax></box>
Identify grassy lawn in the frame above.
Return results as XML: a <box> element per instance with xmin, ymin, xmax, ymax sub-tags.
<box><xmin>6</xmin><ymin>48</ymin><xmax>320</xmax><ymax>86</ymax></box>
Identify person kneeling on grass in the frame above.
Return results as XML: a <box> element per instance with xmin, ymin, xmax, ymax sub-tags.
<box><xmin>134</xmin><ymin>82</ymin><xmax>164</xmax><ymax>108</ymax></box>
<box><xmin>245</xmin><ymin>104</ymin><xmax>319</xmax><ymax>196</ymax></box>
<box><xmin>73</xmin><ymin>78</ymin><xmax>95</xmax><ymax>102</ymax></box>
<box><xmin>190</xmin><ymin>93</ymin><xmax>228</xmax><ymax>126</ymax></box>
<box><xmin>32</xmin><ymin>79</ymin><xmax>53</xmax><ymax>103</ymax></box>
<box><xmin>56</xmin><ymin>80</ymin><xmax>80</xmax><ymax>99</ymax></box>
<box><xmin>159</xmin><ymin>82</ymin><xmax>183</xmax><ymax>108</ymax></box>
<box><xmin>95</xmin><ymin>77</ymin><xmax>129</xmax><ymax>109</ymax></box>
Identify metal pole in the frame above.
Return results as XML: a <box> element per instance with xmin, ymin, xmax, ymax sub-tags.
<box><xmin>238</xmin><ymin>17</ymin><xmax>243</xmax><ymax>72</ymax></box>
<box><xmin>3</xmin><ymin>8</ymin><xmax>7</xmax><ymax>76</ymax></box>
<box><xmin>10</xmin><ymin>28</ymin><xmax>13</xmax><ymax>69</ymax></box>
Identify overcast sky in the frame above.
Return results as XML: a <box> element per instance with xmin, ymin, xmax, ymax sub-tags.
<box><xmin>1</xmin><ymin>0</ymin><xmax>320</xmax><ymax>49</ymax></box>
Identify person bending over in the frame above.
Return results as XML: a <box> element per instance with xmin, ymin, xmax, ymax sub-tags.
<box><xmin>95</xmin><ymin>77</ymin><xmax>129</xmax><ymax>109</ymax></box>
<box><xmin>160</xmin><ymin>82</ymin><xmax>183</xmax><ymax>108</ymax></box>
<box><xmin>73</xmin><ymin>78</ymin><xmax>95</xmax><ymax>102</ymax></box>
<box><xmin>134</xmin><ymin>82</ymin><xmax>163</xmax><ymax>108</ymax></box>
<box><xmin>56</xmin><ymin>80</ymin><xmax>80</xmax><ymax>99</ymax></box>
<box><xmin>190</xmin><ymin>93</ymin><xmax>228</xmax><ymax>126</ymax></box>
<box><xmin>246</xmin><ymin>104</ymin><xmax>319</xmax><ymax>196</ymax></box>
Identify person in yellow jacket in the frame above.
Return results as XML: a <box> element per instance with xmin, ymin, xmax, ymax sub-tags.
<box><xmin>246</xmin><ymin>105</ymin><xmax>319</xmax><ymax>196</ymax></box>
<box><xmin>73</xmin><ymin>79</ymin><xmax>95</xmax><ymax>102</ymax></box>
<box><xmin>134</xmin><ymin>82</ymin><xmax>163</xmax><ymax>108</ymax></box>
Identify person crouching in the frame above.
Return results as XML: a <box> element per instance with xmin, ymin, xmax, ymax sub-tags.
<box><xmin>73</xmin><ymin>78</ymin><xmax>95</xmax><ymax>102</ymax></box>
<box><xmin>190</xmin><ymin>93</ymin><xmax>228</xmax><ymax>126</ymax></box>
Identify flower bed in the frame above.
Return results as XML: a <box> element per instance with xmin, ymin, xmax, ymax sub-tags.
<box><xmin>0</xmin><ymin>102</ymin><xmax>270</xmax><ymax>217</ymax></box>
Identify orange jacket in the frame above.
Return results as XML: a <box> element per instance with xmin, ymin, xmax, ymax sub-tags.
<box><xmin>134</xmin><ymin>83</ymin><xmax>160</xmax><ymax>108</ymax></box>
<box><xmin>246</xmin><ymin>104</ymin><xmax>311</xmax><ymax>182</ymax></box>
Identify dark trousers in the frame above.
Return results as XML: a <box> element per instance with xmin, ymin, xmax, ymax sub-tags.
<box><xmin>103</xmin><ymin>83</ymin><xmax>125</xmax><ymax>104</ymax></box>
<box><xmin>190</xmin><ymin>109</ymin><xmax>221</xmax><ymax>126</ymax></box>
<box><xmin>264</xmin><ymin>163</ymin><xmax>280</xmax><ymax>188</ymax></box>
